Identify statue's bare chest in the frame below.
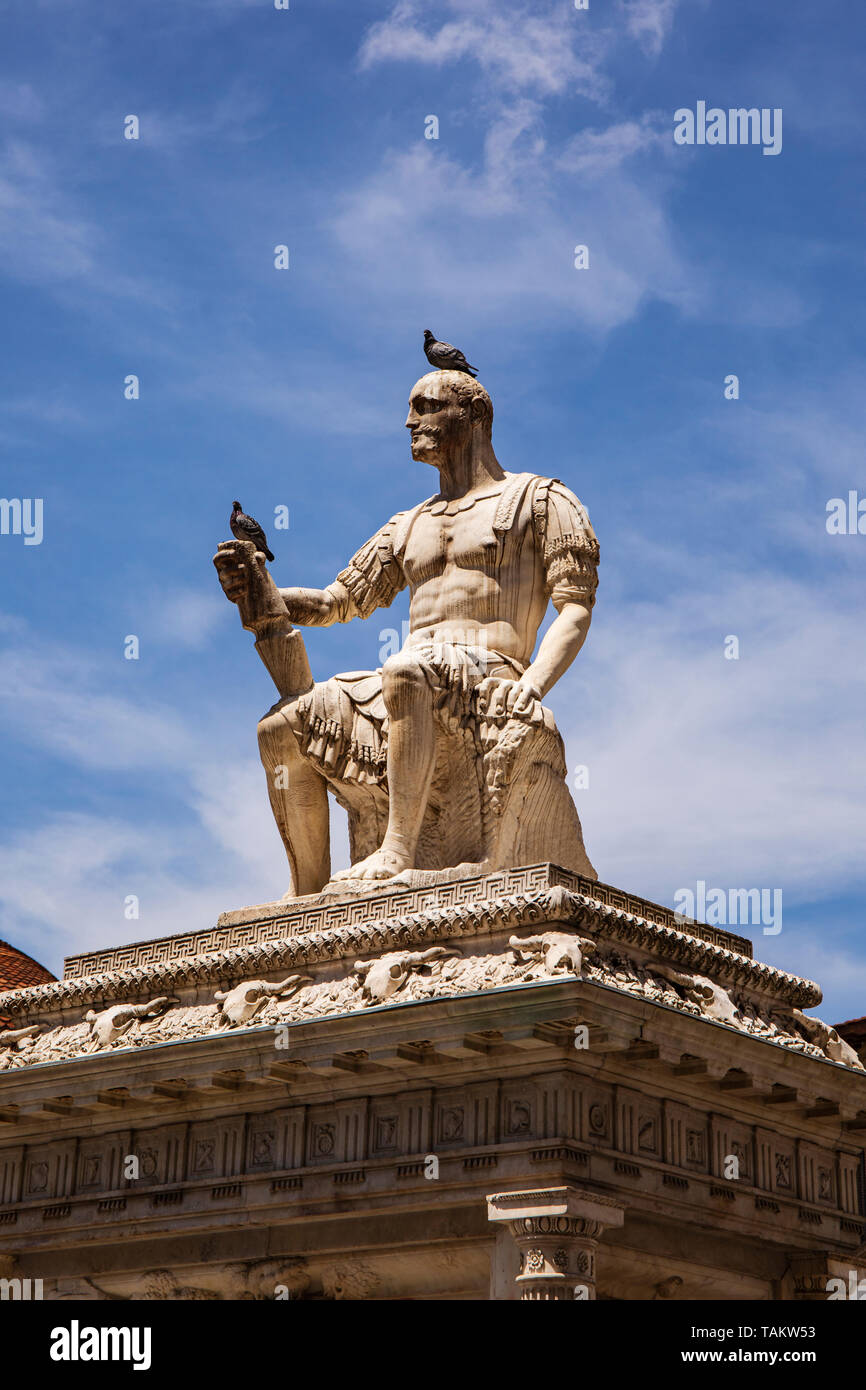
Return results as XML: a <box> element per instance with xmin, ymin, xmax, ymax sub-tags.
<box><xmin>402</xmin><ymin>493</ymin><xmax>509</xmax><ymax>584</ymax></box>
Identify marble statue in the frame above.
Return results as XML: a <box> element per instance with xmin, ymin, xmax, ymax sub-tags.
<box><xmin>214</xmin><ymin>369</ymin><xmax>599</xmax><ymax>897</ymax></box>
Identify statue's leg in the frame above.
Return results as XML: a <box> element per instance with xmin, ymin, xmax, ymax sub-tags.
<box><xmin>257</xmin><ymin>701</ymin><xmax>331</xmax><ymax>897</ymax></box>
<box><xmin>331</xmin><ymin>651</ymin><xmax>436</xmax><ymax>881</ymax></box>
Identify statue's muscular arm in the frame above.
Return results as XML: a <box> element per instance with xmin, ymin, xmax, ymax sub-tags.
<box><xmin>277</xmin><ymin>582</ymin><xmax>352</xmax><ymax>627</ymax></box>
<box><xmin>213</xmin><ymin>541</ymin><xmax>366</xmax><ymax>631</ymax></box>
<box><xmin>480</xmin><ymin>598</ymin><xmax>592</xmax><ymax>718</ymax></box>
<box><xmin>523</xmin><ymin>600</ymin><xmax>592</xmax><ymax>698</ymax></box>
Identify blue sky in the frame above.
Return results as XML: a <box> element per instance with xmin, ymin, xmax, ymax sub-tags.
<box><xmin>0</xmin><ymin>0</ymin><xmax>863</xmax><ymax>1024</ymax></box>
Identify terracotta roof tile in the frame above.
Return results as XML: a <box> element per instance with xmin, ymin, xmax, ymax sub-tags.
<box><xmin>0</xmin><ymin>939</ymin><xmax>56</xmax><ymax>993</ymax></box>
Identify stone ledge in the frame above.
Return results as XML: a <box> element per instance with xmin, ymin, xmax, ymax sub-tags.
<box><xmin>0</xmin><ymin>883</ymin><xmax>816</xmax><ymax>1026</ymax></box>
<box><xmin>61</xmin><ymin>863</ymin><xmax>753</xmax><ymax>979</ymax></box>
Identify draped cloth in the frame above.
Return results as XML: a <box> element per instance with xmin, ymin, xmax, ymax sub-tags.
<box><xmin>287</xmin><ymin>642</ymin><xmax>528</xmax><ymax>789</ymax></box>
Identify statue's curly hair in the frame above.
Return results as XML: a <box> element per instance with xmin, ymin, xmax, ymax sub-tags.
<box><xmin>414</xmin><ymin>370</ymin><xmax>493</xmax><ymax>437</ymax></box>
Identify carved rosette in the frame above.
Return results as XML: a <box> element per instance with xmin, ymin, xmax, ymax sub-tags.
<box><xmin>487</xmin><ymin>1185</ymin><xmax>625</xmax><ymax>1302</ymax></box>
<box><xmin>510</xmin><ymin>1215</ymin><xmax>603</xmax><ymax>1300</ymax></box>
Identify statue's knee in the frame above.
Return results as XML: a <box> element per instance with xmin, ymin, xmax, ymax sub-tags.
<box><xmin>257</xmin><ymin>708</ymin><xmax>281</xmax><ymax>748</ymax></box>
<box><xmin>381</xmin><ymin>652</ymin><xmax>430</xmax><ymax>707</ymax></box>
<box><xmin>257</xmin><ymin>705</ymin><xmax>300</xmax><ymax>761</ymax></box>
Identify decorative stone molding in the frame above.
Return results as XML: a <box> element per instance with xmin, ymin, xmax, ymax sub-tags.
<box><xmin>1</xmin><ymin>876</ymin><xmax>853</xmax><ymax>1074</ymax></box>
<box><xmin>487</xmin><ymin>1186</ymin><xmax>625</xmax><ymax>1299</ymax></box>
<box><xmin>0</xmin><ymin>879</ymin><xmax>815</xmax><ymax>1027</ymax></box>
<box><xmin>61</xmin><ymin>864</ymin><xmax>752</xmax><ymax>979</ymax></box>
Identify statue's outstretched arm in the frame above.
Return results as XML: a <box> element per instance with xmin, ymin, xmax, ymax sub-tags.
<box><xmin>277</xmin><ymin>584</ymin><xmax>347</xmax><ymax>627</ymax></box>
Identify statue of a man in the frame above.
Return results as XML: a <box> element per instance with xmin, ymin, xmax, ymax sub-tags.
<box><xmin>214</xmin><ymin>370</ymin><xmax>599</xmax><ymax>897</ymax></box>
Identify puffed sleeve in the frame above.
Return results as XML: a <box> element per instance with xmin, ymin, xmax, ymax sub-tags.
<box><xmin>532</xmin><ymin>479</ymin><xmax>599</xmax><ymax>609</ymax></box>
<box><xmin>327</xmin><ymin>512</ymin><xmax>408</xmax><ymax>621</ymax></box>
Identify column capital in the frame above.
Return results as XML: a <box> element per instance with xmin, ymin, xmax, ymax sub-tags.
<box><xmin>487</xmin><ymin>1186</ymin><xmax>625</xmax><ymax>1300</ymax></box>
<box><xmin>788</xmin><ymin>1251</ymin><xmax>866</xmax><ymax>1301</ymax></box>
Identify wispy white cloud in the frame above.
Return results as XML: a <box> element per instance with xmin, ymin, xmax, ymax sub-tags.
<box><xmin>105</xmin><ymin>84</ymin><xmax>270</xmax><ymax>151</ymax></box>
<box><xmin>619</xmin><ymin>0</ymin><xmax>682</xmax><ymax>58</ymax></box>
<box><xmin>0</xmin><ymin>139</ymin><xmax>174</xmax><ymax>309</ymax></box>
<box><xmin>359</xmin><ymin>0</ymin><xmax>610</xmax><ymax>100</ymax></box>
<box><xmin>141</xmin><ymin>588</ymin><xmax>228</xmax><ymax>651</ymax></box>
<box><xmin>171</xmin><ymin>345</ymin><xmax>398</xmax><ymax>437</ymax></box>
<box><xmin>0</xmin><ymin>636</ymin><xmax>191</xmax><ymax>773</ymax></box>
<box><xmin>557</xmin><ymin>114</ymin><xmax>668</xmax><ymax>176</ymax></box>
<box><xmin>0</xmin><ymin>625</ymin><xmax>289</xmax><ymax>968</ymax></box>
<box><xmin>565</xmin><ymin>570</ymin><xmax>866</xmax><ymax>905</ymax></box>
<box><xmin>0</xmin><ymin>390</ymin><xmax>91</xmax><ymax>430</ymax></box>
<box><xmin>330</xmin><ymin>133</ymin><xmax>696</xmax><ymax>333</ymax></box>
<box><xmin>0</xmin><ymin>140</ymin><xmax>99</xmax><ymax>284</ymax></box>
<box><xmin>343</xmin><ymin>0</ymin><xmax>809</xmax><ymax>335</ymax></box>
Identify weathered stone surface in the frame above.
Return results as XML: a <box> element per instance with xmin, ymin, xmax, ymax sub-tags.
<box><xmin>62</xmin><ymin>863</ymin><xmax>752</xmax><ymax>978</ymax></box>
<box><xmin>0</xmin><ymin>867</ymin><xmax>836</xmax><ymax>1074</ymax></box>
<box><xmin>1</xmin><ymin>935</ymin><xmax>864</xmax><ymax>1300</ymax></box>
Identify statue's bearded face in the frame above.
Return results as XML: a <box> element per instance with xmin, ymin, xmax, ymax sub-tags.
<box><xmin>405</xmin><ymin>380</ymin><xmax>471</xmax><ymax>466</ymax></box>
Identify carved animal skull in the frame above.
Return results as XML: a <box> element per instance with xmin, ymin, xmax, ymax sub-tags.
<box><xmin>213</xmin><ymin>975</ymin><xmax>311</xmax><ymax>1027</ymax></box>
<box><xmin>353</xmin><ymin>947</ymin><xmax>458</xmax><ymax>1004</ymax></box>
<box><xmin>508</xmin><ymin>930</ymin><xmax>597</xmax><ymax>977</ymax></box>
<box><xmin>0</xmin><ymin>1024</ymin><xmax>41</xmax><ymax>1050</ymax></box>
<box><xmin>792</xmin><ymin>1009</ymin><xmax>863</xmax><ymax>1070</ymax></box>
<box><xmin>690</xmin><ymin>975</ymin><xmax>742</xmax><ymax>1026</ymax></box>
<box><xmin>84</xmin><ymin>997</ymin><xmax>176</xmax><ymax>1048</ymax></box>
<box><xmin>652</xmin><ymin>965</ymin><xmax>740</xmax><ymax>1026</ymax></box>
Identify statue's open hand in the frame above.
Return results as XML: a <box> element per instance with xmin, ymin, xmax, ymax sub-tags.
<box><xmin>213</xmin><ymin>539</ymin><xmax>288</xmax><ymax>633</ymax></box>
<box><xmin>476</xmin><ymin>675</ymin><xmax>542</xmax><ymax>721</ymax></box>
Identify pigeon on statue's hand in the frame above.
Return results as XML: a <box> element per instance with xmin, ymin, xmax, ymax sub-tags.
<box><xmin>230</xmin><ymin>501</ymin><xmax>275</xmax><ymax>562</ymax></box>
<box><xmin>423</xmin><ymin>330</ymin><xmax>478</xmax><ymax>377</ymax></box>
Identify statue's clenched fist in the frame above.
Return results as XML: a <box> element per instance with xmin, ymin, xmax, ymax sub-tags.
<box><xmin>213</xmin><ymin>539</ymin><xmax>289</xmax><ymax>634</ymax></box>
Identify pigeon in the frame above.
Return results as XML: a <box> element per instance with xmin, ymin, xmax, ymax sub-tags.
<box><xmin>230</xmin><ymin>500</ymin><xmax>274</xmax><ymax>562</ymax></box>
<box><xmin>423</xmin><ymin>330</ymin><xmax>478</xmax><ymax>378</ymax></box>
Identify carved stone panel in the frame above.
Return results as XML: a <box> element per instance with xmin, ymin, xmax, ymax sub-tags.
<box><xmin>128</xmin><ymin>1123</ymin><xmax>187</xmax><ymax>1189</ymax></box>
<box><xmin>76</xmin><ymin>1131</ymin><xmax>131</xmax><ymax>1195</ymax></box>
<box><xmin>246</xmin><ymin>1107</ymin><xmax>304</xmax><ymax>1173</ymax></box>
<box><xmin>665</xmin><ymin>1102</ymin><xmax>709</xmax><ymax>1173</ymax></box>
<box><xmin>617</xmin><ymin>1088</ymin><xmax>662</xmax><ymax>1160</ymax></box>
<box><xmin>22</xmin><ymin>1140</ymin><xmax>76</xmax><ymax>1203</ymax></box>
<box><xmin>838</xmin><ymin>1152</ymin><xmax>861</xmax><ymax>1216</ymax></box>
<box><xmin>501</xmin><ymin>1083</ymin><xmax>536</xmax><ymax>1141</ymax></box>
<box><xmin>710</xmin><ymin>1115</ymin><xmax>754</xmax><ymax>1184</ymax></box>
<box><xmin>772</xmin><ymin>1145</ymin><xmax>795</xmax><ymax>1197</ymax></box>
<box><xmin>306</xmin><ymin>1099</ymin><xmax>367</xmax><ymax>1166</ymax></box>
<box><xmin>798</xmin><ymin>1142</ymin><xmax>837</xmax><ymax>1208</ymax></box>
<box><xmin>434</xmin><ymin>1082</ymin><xmax>498</xmax><ymax>1150</ymax></box>
<box><xmin>187</xmin><ymin>1119</ymin><xmax>245</xmax><ymax>1181</ymax></box>
<box><xmin>583</xmin><ymin>1084</ymin><xmax>614</xmax><ymax>1147</ymax></box>
<box><xmin>535</xmin><ymin>1074</ymin><xmax>581</xmax><ymax>1143</ymax></box>
<box><xmin>0</xmin><ymin>1145</ymin><xmax>24</xmax><ymax>1207</ymax></box>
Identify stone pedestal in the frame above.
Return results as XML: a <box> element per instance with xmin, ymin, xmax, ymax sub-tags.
<box><xmin>1</xmin><ymin>864</ymin><xmax>864</xmax><ymax>1300</ymax></box>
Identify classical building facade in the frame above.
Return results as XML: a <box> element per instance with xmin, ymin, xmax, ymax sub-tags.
<box><xmin>2</xmin><ymin>372</ymin><xmax>862</xmax><ymax>1301</ymax></box>
<box><xmin>1</xmin><ymin>864</ymin><xmax>864</xmax><ymax>1301</ymax></box>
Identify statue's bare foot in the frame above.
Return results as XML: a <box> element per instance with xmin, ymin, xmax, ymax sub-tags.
<box><xmin>332</xmin><ymin>847</ymin><xmax>411</xmax><ymax>882</ymax></box>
